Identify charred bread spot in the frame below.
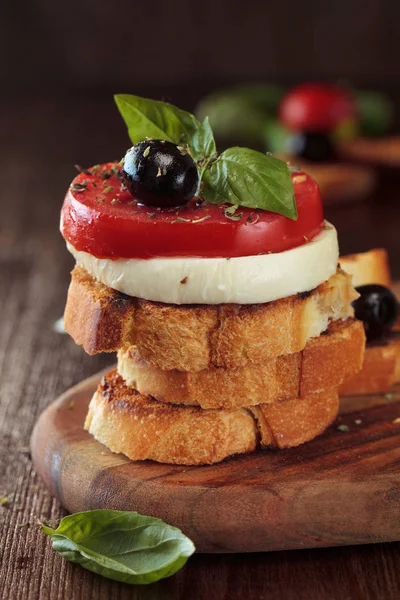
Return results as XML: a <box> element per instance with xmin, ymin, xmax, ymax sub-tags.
<box><xmin>99</xmin><ymin>371</ymin><xmax>122</xmax><ymax>401</ymax></box>
<box><xmin>298</xmin><ymin>289</ymin><xmax>313</xmax><ymax>300</ymax></box>
<box><xmin>110</xmin><ymin>290</ymin><xmax>134</xmax><ymax>313</ymax></box>
<box><xmin>100</xmin><ymin>370</ymin><xmax>210</xmax><ymax>417</ymax></box>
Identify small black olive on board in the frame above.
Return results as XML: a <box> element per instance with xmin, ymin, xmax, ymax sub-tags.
<box><xmin>353</xmin><ymin>284</ymin><xmax>399</xmax><ymax>341</ymax></box>
<box><xmin>122</xmin><ymin>140</ymin><xmax>199</xmax><ymax>208</ymax></box>
<box><xmin>285</xmin><ymin>132</ymin><xmax>335</xmax><ymax>162</ymax></box>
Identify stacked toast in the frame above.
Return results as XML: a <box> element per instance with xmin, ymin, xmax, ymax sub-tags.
<box><xmin>65</xmin><ymin>265</ymin><xmax>365</xmax><ymax>465</ymax></box>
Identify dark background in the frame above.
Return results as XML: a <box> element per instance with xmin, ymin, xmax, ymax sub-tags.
<box><xmin>3</xmin><ymin>0</ymin><xmax>400</xmax><ymax>98</ymax></box>
<box><xmin>2</xmin><ymin>0</ymin><xmax>400</xmax><ymax>163</ymax></box>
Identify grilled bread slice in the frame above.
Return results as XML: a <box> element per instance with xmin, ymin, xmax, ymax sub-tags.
<box><xmin>339</xmin><ymin>136</ymin><xmax>400</xmax><ymax>168</ymax></box>
<box><xmin>294</xmin><ymin>162</ymin><xmax>376</xmax><ymax>204</ymax></box>
<box><xmin>65</xmin><ymin>266</ymin><xmax>356</xmax><ymax>372</ymax></box>
<box><xmin>278</xmin><ymin>156</ymin><xmax>376</xmax><ymax>203</ymax></box>
<box><xmin>85</xmin><ymin>370</ymin><xmax>339</xmax><ymax>465</ymax></box>
<box><xmin>340</xmin><ymin>248</ymin><xmax>391</xmax><ymax>287</ymax></box>
<box><xmin>117</xmin><ymin>319</ymin><xmax>365</xmax><ymax>409</ymax></box>
<box><xmin>341</xmin><ymin>249</ymin><xmax>399</xmax><ymax>332</ymax></box>
<box><xmin>339</xmin><ymin>249</ymin><xmax>400</xmax><ymax>395</ymax></box>
<box><xmin>251</xmin><ymin>388</ymin><xmax>339</xmax><ymax>451</ymax></box>
<box><xmin>340</xmin><ymin>335</ymin><xmax>400</xmax><ymax>396</ymax></box>
<box><xmin>394</xmin><ymin>335</ymin><xmax>400</xmax><ymax>381</ymax></box>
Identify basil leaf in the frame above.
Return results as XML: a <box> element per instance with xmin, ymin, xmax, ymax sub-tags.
<box><xmin>355</xmin><ymin>90</ymin><xmax>394</xmax><ymax>137</ymax></box>
<box><xmin>202</xmin><ymin>147</ymin><xmax>297</xmax><ymax>220</ymax></box>
<box><xmin>194</xmin><ymin>117</ymin><xmax>217</xmax><ymax>187</ymax></box>
<box><xmin>194</xmin><ymin>116</ymin><xmax>217</xmax><ymax>161</ymax></box>
<box><xmin>114</xmin><ymin>94</ymin><xmax>215</xmax><ymax>163</ymax></box>
<box><xmin>195</xmin><ymin>84</ymin><xmax>284</xmax><ymax>146</ymax></box>
<box><xmin>263</xmin><ymin>120</ymin><xmax>292</xmax><ymax>154</ymax></box>
<box><xmin>230</xmin><ymin>83</ymin><xmax>285</xmax><ymax>113</ymax></box>
<box><xmin>42</xmin><ymin>509</ymin><xmax>195</xmax><ymax>585</ymax></box>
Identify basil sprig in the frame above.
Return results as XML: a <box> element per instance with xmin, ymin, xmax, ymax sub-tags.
<box><xmin>114</xmin><ymin>94</ymin><xmax>297</xmax><ymax>220</ymax></box>
<box><xmin>42</xmin><ymin>510</ymin><xmax>195</xmax><ymax>585</ymax></box>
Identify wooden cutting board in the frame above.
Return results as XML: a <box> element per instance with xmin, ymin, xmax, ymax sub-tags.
<box><xmin>31</xmin><ymin>372</ymin><xmax>400</xmax><ymax>553</ymax></box>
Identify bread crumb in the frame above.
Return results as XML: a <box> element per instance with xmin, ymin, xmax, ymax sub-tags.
<box><xmin>53</xmin><ymin>317</ymin><xmax>65</xmax><ymax>333</ymax></box>
<box><xmin>337</xmin><ymin>424</ymin><xmax>350</xmax><ymax>432</ymax></box>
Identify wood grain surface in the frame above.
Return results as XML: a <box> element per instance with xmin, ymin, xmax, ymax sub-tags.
<box><xmin>31</xmin><ymin>373</ymin><xmax>400</xmax><ymax>553</ymax></box>
<box><xmin>1</xmin><ymin>96</ymin><xmax>400</xmax><ymax>599</ymax></box>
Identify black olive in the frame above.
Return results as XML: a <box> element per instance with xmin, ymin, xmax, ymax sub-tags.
<box><xmin>285</xmin><ymin>131</ymin><xmax>335</xmax><ymax>162</ymax></box>
<box><xmin>122</xmin><ymin>140</ymin><xmax>199</xmax><ymax>208</ymax></box>
<box><xmin>353</xmin><ymin>284</ymin><xmax>399</xmax><ymax>341</ymax></box>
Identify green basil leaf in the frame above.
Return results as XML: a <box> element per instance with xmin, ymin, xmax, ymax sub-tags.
<box><xmin>230</xmin><ymin>83</ymin><xmax>285</xmax><ymax>113</ymax></box>
<box><xmin>202</xmin><ymin>147</ymin><xmax>297</xmax><ymax>220</ymax></box>
<box><xmin>194</xmin><ymin>116</ymin><xmax>217</xmax><ymax>161</ymax></box>
<box><xmin>195</xmin><ymin>84</ymin><xmax>285</xmax><ymax>146</ymax></box>
<box><xmin>114</xmin><ymin>94</ymin><xmax>215</xmax><ymax>163</ymax></box>
<box><xmin>263</xmin><ymin>120</ymin><xmax>292</xmax><ymax>154</ymax></box>
<box><xmin>42</xmin><ymin>509</ymin><xmax>195</xmax><ymax>585</ymax></box>
<box><xmin>355</xmin><ymin>90</ymin><xmax>394</xmax><ymax>137</ymax></box>
<box><xmin>196</xmin><ymin>94</ymin><xmax>268</xmax><ymax>145</ymax></box>
<box><xmin>194</xmin><ymin>117</ymin><xmax>217</xmax><ymax>187</ymax></box>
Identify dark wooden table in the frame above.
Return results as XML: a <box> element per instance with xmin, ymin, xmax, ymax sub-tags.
<box><xmin>1</xmin><ymin>94</ymin><xmax>400</xmax><ymax>600</ymax></box>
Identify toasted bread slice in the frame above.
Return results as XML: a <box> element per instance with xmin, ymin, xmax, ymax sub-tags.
<box><xmin>280</xmin><ymin>157</ymin><xmax>376</xmax><ymax>204</ymax></box>
<box><xmin>295</xmin><ymin>162</ymin><xmax>376</xmax><ymax>204</ymax></box>
<box><xmin>340</xmin><ymin>334</ymin><xmax>400</xmax><ymax>396</ymax></box>
<box><xmin>251</xmin><ymin>388</ymin><xmax>339</xmax><ymax>450</ymax></box>
<box><xmin>340</xmin><ymin>248</ymin><xmax>391</xmax><ymax>287</ymax></box>
<box><xmin>393</xmin><ymin>281</ymin><xmax>400</xmax><ymax>332</ymax></box>
<box><xmin>339</xmin><ymin>136</ymin><xmax>400</xmax><ymax>167</ymax></box>
<box><xmin>85</xmin><ymin>370</ymin><xmax>339</xmax><ymax>465</ymax></box>
<box><xmin>117</xmin><ymin>319</ymin><xmax>365</xmax><ymax>409</ymax></box>
<box><xmin>338</xmin><ymin>249</ymin><xmax>400</xmax><ymax>395</ymax></box>
<box><xmin>341</xmin><ymin>250</ymin><xmax>399</xmax><ymax>333</ymax></box>
<box><xmin>393</xmin><ymin>335</ymin><xmax>400</xmax><ymax>382</ymax></box>
<box><xmin>65</xmin><ymin>266</ymin><xmax>356</xmax><ymax>371</ymax></box>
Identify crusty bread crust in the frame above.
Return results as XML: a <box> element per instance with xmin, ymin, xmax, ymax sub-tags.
<box><xmin>340</xmin><ymin>334</ymin><xmax>400</xmax><ymax>396</ymax></box>
<box><xmin>251</xmin><ymin>388</ymin><xmax>339</xmax><ymax>449</ymax></box>
<box><xmin>84</xmin><ymin>370</ymin><xmax>339</xmax><ymax>465</ymax></box>
<box><xmin>64</xmin><ymin>267</ymin><xmax>136</xmax><ymax>355</ymax></box>
<box><xmin>66</xmin><ymin>266</ymin><xmax>356</xmax><ymax>371</ymax></box>
<box><xmin>340</xmin><ymin>249</ymin><xmax>391</xmax><ymax>288</ymax></box>
<box><xmin>85</xmin><ymin>371</ymin><xmax>258</xmax><ymax>466</ymax></box>
<box><xmin>117</xmin><ymin>319</ymin><xmax>365</xmax><ymax>409</ymax></box>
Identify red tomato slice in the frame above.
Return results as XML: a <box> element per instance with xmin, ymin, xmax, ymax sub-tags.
<box><xmin>279</xmin><ymin>83</ymin><xmax>357</xmax><ymax>133</ymax></box>
<box><xmin>60</xmin><ymin>163</ymin><xmax>324</xmax><ymax>259</ymax></box>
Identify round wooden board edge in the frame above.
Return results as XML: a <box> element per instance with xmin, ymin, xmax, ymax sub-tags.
<box><xmin>30</xmin><ymin>369</ymin><xmax>400</xmax><ymax>553</ymax></box>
